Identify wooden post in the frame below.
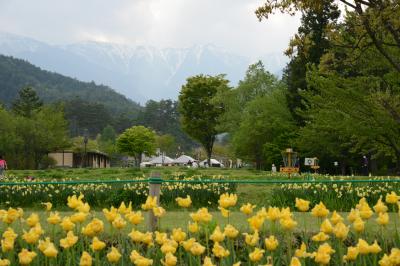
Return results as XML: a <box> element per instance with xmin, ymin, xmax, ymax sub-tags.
<box><xmin>148</xmin><ymin>172</ymin><xmax>162</xmax><ymax>231</ymax></box>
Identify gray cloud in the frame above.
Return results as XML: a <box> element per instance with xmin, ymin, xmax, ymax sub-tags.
<box><xmin>0</xmin><ymin>0</ymin><xmax>300</xmax><ymax>57</ymax></box>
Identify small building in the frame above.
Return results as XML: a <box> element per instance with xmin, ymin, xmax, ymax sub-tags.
<box><xmin>148</xmin><ymin>155</ymin><xmax>174</xmax><ymax>167</ymax></box>
<box><xmin>48</xmin><ymin>150</ymin><xmax>110</xmax><ymax>168</ymax></box>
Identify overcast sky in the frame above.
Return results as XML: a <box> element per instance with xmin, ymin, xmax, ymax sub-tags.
<box><xmin>0</xmin><ymin>0</ymin><xmax>300</xmax><ymax>58</ymax></box>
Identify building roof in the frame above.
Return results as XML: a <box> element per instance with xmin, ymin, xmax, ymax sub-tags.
<box><xmin>149</xmin><ymin>155</ymin><xmax>174</xmax><ymax>164</ymax></box>
<box><xmin>174</xmin><ymin>155</ymin><xmax>197</xmax><ymax>164</ymax></box>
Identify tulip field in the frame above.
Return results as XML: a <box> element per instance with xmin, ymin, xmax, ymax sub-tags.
<box><xmin>0</xmin><ymin>183</ymin><xmax>400</xmax><ymax>265</ymax></box>
<box><xmin>1</xmin><ymin>169</ymin><xmax>400</xmax><ymax>265</ymax></box>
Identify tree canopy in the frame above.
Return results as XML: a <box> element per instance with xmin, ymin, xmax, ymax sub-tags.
<box><xmin>179</xmin><ymin>74</ymin><xmax>230</xmax><ymax>165</ymax></box>
<box><xmin>116</xmin><ymin>126</ymin><xmax>157</xmax><ymax>167</ymax></box>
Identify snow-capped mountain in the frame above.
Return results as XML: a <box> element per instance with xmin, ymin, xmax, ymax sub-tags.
<box><xmin>0</xmin><ymin>32</ymin><xmax>288</xmax><ymax>103</ymax></box>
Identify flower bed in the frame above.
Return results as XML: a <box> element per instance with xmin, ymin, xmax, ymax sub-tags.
<box><xmin>0</xmin><ymin>175</ymin><xmax>236</xmax><ymax>208</ymax></box>
<box><xmin>0</xmin><ymin>190</ymin><xmax>400</xmax><ymax>265</ymax></box>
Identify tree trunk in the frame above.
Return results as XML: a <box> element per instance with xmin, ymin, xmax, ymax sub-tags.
<box><xmin>206</xmin><ymin>148</ymin><xmax>212</xmax><ymax>167</ymax></box>
<box><xmin>135</xmin><ymin>154</ymin><xmax>142</xmax><ymax>168</ymax></box>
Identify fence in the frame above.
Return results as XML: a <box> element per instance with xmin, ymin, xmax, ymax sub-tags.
<box><xmin>1</xmin><ymin>173</ymin><xmax>400</xmax><ymax>231</ymax></box>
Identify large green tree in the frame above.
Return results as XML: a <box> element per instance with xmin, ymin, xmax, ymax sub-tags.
<box><xmin>116</xmin><ymin>126</ymin><xmax>156</xmax><ymax>167</ymax></box>
<box><xmin>282</xmin><ymin>1</ymin><xmax>340</xmax><ymax>124</ymax></box>
<box><xmin>232</xmin><ymin>88</ymin><xmax>296</xmax><ymax>169</ymax></box>
<box><xmin>12</xmin><ymin>87</ymin><xmax>43</xmax><ymax>118</ymax></box>
<box><xmin>179</xmin><ymin>75</ymin><xmax>230</xmax><ymax>165</ymax></box>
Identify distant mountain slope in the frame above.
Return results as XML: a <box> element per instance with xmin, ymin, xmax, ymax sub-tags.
<box><xmin>0</xmin><ymin>32</ymin><xmax>288</xmax><ymax>102</ymax></box>
<box><xmin>0</xmin><ymin>54</ymin><xmax>141</xmax><ymax>116</ymax></box>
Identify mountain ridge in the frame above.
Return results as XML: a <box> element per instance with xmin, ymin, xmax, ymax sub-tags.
<box><xmin>0</xmin><ymin>32</ymin><xmax>288</xmax><ymax>103</ymax></box>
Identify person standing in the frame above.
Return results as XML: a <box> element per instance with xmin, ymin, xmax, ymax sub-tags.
<box><xmin>0</xmin><ymin>155</ymin><xmax>7</xmax><ymax>176</ymax></box>
<box><xmin>271</xmin><ymin>164</ymin><xmax>277</xmax><ymax>173</ymax></box>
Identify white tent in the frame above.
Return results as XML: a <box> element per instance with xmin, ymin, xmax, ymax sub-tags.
<box><xmin>148</xmin><ymin>155</ymin><xmax>174</xmax><ymax>166</ymax></box>
<box><xmin>199</xmin><ymin>158</ymin><xmax>224</xmax><ymax>168</ymax></box>
<box><xmin>174</xmin><ymin>155</ymin><xmax>197</xmax><ymax>165</ymax></box>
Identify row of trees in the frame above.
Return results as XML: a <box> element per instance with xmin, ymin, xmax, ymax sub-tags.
<box><xmin>177</xmin><ymin>0</ymin><xmax>400</xmax><ymax>174</ymax></box>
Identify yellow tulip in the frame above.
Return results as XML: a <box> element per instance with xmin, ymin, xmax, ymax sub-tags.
<box><xmin>373</xmin><ymin>197</ymin><xmax>388</xmax><ymax>213</ymax></box>
<box><xmin>60</xmin><ymin>217</ymin><xmax>75</xmax><ymax>231</ymax></box>
<box><xmin>347</xmin><ymin>208</ymin><xmax>360</xmax><ymax>223</ymax></box>
<box><xmin>203</xmin><ymin>256</ymin><xmax>215</xmax><ymax>266</ymax></box>
<box><xmin>295</xmin><ymin>198</ymin><xmax>310</xmax><ymax>212</ymax></box>
<box><xmin>2</xmin><ymin>227</ymin><xmax>17</xmax><ymax>240</ymax></box>
<box><xmin>77</xmin><ymin>203</ymin><xmax>91</xmax><ymax>213</ymax></box>
<box><xmin>249</xmin><ymin>248</ymin><xmax>264</xmax><ymax>262</ymax></box>
<box><xmin>188</xmin><ymin>222</ymin><xmax>199</xmax><ymax>233</ymax></box>
<box><xmin>175</xmin><ymin>196</ymin><xmax>192</xmax><ymax>208</ymax></box>
<box><xmin>155</xmin><ymin>231</ymin><xmax>168</xmax><ymax>245</ymax></box>
<box><xmin>264</xmin><ymin>235</ymin><xmax>279</xmax><ymax>251</ymax></box>
<box><xmin>171</xmin><ymin>228</ymin><xmax>186</xmax><ymax>243</ymax></box>
<box><xmin>60</xmin><ymin>231</ymin><xmax>78</xmax><ymax>249</ymax></box>
<box><xmin>1</xmin><ymin>238</ymin><xmax>14</xmax><ymax>252</ymax></box>
<box><xmin>385</xmin><ymin>191</ymin><xmax>399</xmax><ymax>204</ymax></box>
<box><xmin>312</xmin><ymin>232</ymin><xmax>330</xmax><ymax>242</ymax></box>
<box><xmin>67</xmin><ymin>194</ymin><xmax>84</xmax><ymax>210</ymax></box>
<box><xmin>294</xmin><ymin>242</ymin><xmax>313</xmax><ymax>258</ymax></box>
<box><xmin>47</xmin><ymin>212</ymin><xmax>61</xmax><ymax>225</ymax></box>
<box><xmin>160</xmin><ymin>252</ymin><xmax>177</xmax><ymax>266</ymax></box>
<box><xmin>161</xmin><ymin>240</ymin><xmax>177</xmax><ymax>254</ymax></box>
<box><xmin>22</xmin><ymin>229</ymin><xmax>40</xmax><ymax>244</ymax></box>
<box><xmin>212</xmin><ymin>242</ymin><xmax>230</xmax><ymax>258</ymax></box>
<box><xmin>248</xmin><ymin>215</ymin><xmax>265</xmax><ymax>231</ymax></box>
<box><xmin>79</xmin><ymin>251</ymin><xmax>92</xmax><ymax>266</ymax></box>
<box><xmin>43</xmin><ymin>243</ymin><xmax>58</xmax><ymax>258</ymax></box>
<box><xmin>0</xmin><ymin>259</ymin><xmax>10</xmax><ymax>266</ymax></box>
<box><xmin>240</xmin><ymin>203</ymin><xmax>256</xmax><ymax>216</ymax></box>
<box><xmin>190</xmin><ymin>208</ymin><xmax>212</xmax><ymax>223</ymax></box>
<box><xmin>218</xmin><ymin>193</ymin><xmax>237</xmax><ymax>208</ymax></box>
<box><xmin>134</xmin><ymin>257</ymin><xmax>153</xmax><ymax>266</ymax></box>
<box><xmin>26</xmin><ymin>213</ymin><xmax>40</xmax><ymax>227</ymax></box>
<box><xmin>70</xmin><ymin>212</ymin><xmax>87</xmax><ymax>223</ymax></box>
<box><xmin>190</xmin><ymin>242</ymin><xmax>206</xmax><ymax>256</ymax></box>
<box><xmin>320</xmin><ymin>219</ymin><xmax>333</xmax><ymax>234</ymax></box>
<box><xmin>388</xmin><ymin>248</ymin><xmax>400</xmax><ymax>264</ymax></box>
<box><xmin>181</xmin><ymin>238</ymin><xmax>196</xmax><ymax>251</ymax></box>
<box><xmin>224</xmin><ymin>224</ymin><xmax>239</xmax><ymax>239</ymax></box>
<box><xmin>289</xmin><ymin>257</ymin><xmax>301</xmax><ymax>266</ymax></box>
<box><xmin>330</xmin><ymin>211</ymin><xmax>343</xmax><ymax>225</ymax></box>
<box><xmin>141</xmin><ymin>232</ymin><xmax>154</xmax><ymax>246</ymax></box>
<box><xmin>311</xmin><ymin>202</ymin><xmax>329</xmax><ymax>218</ymax></box>
<box><xmin>333</xmin><ymin>222</ymin><xmax>349</xmax><ymax>240</ymax></box>
<box><xmin>41</xmin><ymin>202</ymin><xmax>52</xmax><ymax>211</ymax></box>
<box><xmin>280</xmin><ymin>217</ymin><xmax>297</xmax><ymax>231</ymax></box>
<box><xmin>141</xmin><ymin>196</ymin><xmax>158</xmax><ymax>210</ymax></box>
<box><xmin>343</xmin><ymin>246</ymin><xmax>359</xmax><ymax>262</ymax></box>
<box><xmin>357</xmin><ymin>239</ymin><xmax>371</xmax><ymax>255</ymax></box>
<box><xmin>353</xmin><ymin>217</ymin><xmax>365</xmax><ymax>233</ymax></box>
<box><xmin>210</xmin><ymin>226</ymin><xmax>225</xmax><ymax>242</ymax></box>
<box><xmin>153</xmin><ymin>206</ymin><xmax>166</xmax><ymax>218</ymax></box>
<box><xmin>91</xmin><ymin>237</ymin><xmax>106</xmax><ymax>251</ymax></box>
<box><xmin>376</xmin><ymin>212</ymin><xmax>389</xmax><ymax>226</ymax></box>
<box><xmin>243</xmin><ymin>230</ymin><xmax>259</xmax><ymax>246</ymax></box>
<box><xmin>129</xmin><ymin>229</ymin><xmax>144</xmax><ymax>243</ymax></box>
<box><xmin>107</xmin><ymin>247</ymin><xmax>122</xmax><ymax>264</ymax></box>
<box><xmin>38</xmin><ymin>237</ymin><xmax>52</xmax><ymax>253</ymax></box>
<box><xmin>369</xmin><ymin>240</ymin><xmax>382</xmax><ymax>254</ymax></box>
<box><xmin>218</xmin><ymin>206</ymin><xmax>230</xmax><ymax>218</ymax></box>
<box><xmin>103</xmin><ymin>207</ymin><xmax>118</xmax><ymax>222</ymax></box>
<box><xmin>126</xmin><ymin>211</ymin><xmax>144</xmax><ymax>225</ymax></box>
<box><xmin>18</xmin><ymin>249</ymin><xmax>37</xmax><ymax>265</ymax></box>
<box><xmin>112</xmin><ymin>214</ymin><xmax>127</xmax><ymax>229</ymax></box>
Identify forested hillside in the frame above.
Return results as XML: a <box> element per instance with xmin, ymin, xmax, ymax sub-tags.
<box><xmin>0</xmin><ymin>54</ymin><xmax>141</xmax><ymax>117</ymax></box>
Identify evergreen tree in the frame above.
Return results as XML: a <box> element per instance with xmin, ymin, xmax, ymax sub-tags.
<box><xmin>12</xmin><ymin>87</ymin><xmax>43</xmax><ymax>118</ymax></box>
<box><xmin>283</xmin><ymin>1</ymin><xmax>340</xmax><ymax>124</ymax></box>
